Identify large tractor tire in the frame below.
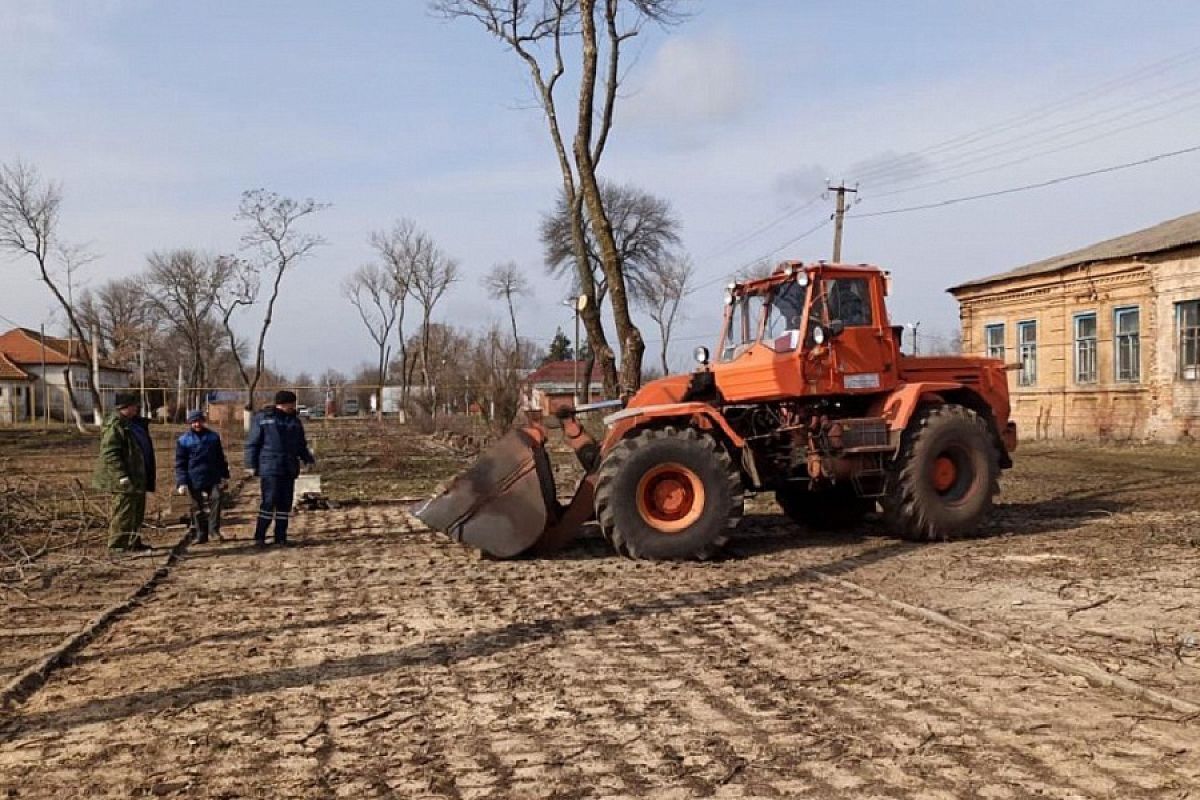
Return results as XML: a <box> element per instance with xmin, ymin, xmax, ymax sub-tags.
<box><xmin>595</xmin><ymin>426</ymin><xmax>743</xmax><ymax>560</ymax></box>
<box><xmin>882</xmin><ymin>404</ymin><xmax>1000</xmax><ymax>541</ymax></box>
<box><xmin>775</xmin><ymin>484</ymin><xmax>875</xmax><ymax>531</ymax></box>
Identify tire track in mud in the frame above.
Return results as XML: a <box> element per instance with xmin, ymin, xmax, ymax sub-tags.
<box><xmin>3</xmin><ymin>505</ymin><xmax>1199</xmax><ymax>798</ymax></box>
<box><xmin>363</xmin><ymin>526</ymin><xmax>1198</xmax><ymax>798</ymax></box>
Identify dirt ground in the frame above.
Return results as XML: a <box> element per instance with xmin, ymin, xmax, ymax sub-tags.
<box><xmin>1</xmin><ymin>421</ymin><xmax>1198</xmax><ymax>798</ymax></box>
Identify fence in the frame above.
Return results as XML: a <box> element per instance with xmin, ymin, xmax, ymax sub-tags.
<box><xmin>3</xmin><ymin>383</ymin><xmax>521</xmax><ymax>433</ymax></box>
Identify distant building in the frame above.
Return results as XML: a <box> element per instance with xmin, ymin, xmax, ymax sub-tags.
<box><xmin>0</xmin><ymin>352</ymin><xmax>34</xmax><ymax>423</ymax></box>
<box><xmin>0</xmin><ymin>328</ymin><xmax>131</xmax><ymax>421</ymax></box>
<box><xmin>949</xmin><ymin>211</ymin><xmax>1200</xmax><ymax>441</ymax></box>
<box><xmin>524</xmin><ymin>360</ymin><xmax>604</xmax><ymax>414</ymax></box>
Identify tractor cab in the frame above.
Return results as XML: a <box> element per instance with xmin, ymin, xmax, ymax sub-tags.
<box><xmin>711</xmin><ymin>262</ymin><xmax>900</xmax><ymax>401</ymax></box>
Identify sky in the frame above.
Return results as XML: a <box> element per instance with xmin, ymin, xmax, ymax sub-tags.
<box><xmin>4</xmin><ymin>0</ymin><xmax>1200</xmax><ymax>377</ymax></box>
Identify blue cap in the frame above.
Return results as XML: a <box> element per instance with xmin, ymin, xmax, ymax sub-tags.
<box><xmin>187</xmin><ymin>410</ymin><xmax>206</xmax><ymax>423</ymax></box>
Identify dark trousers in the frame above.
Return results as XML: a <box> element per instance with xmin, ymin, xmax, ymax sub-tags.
<box><xmin>255</xmin><ymin>476</ymin><xmax>295</xmax><ymax>544</ymax></box>
<box><xmin>187</xmin><ymin>485</ymin><xmax>223</xmax><ymax>542</ymax></box>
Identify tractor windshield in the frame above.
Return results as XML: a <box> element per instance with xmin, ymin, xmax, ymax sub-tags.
<box><xmin>719</xmin><ymin>278</ymin><xmax>811</xmax><ymax>361</ymax></box>
<box><xmin>720</xmin><ymin>293</ymin><xmax>767</xmax><ymax>361</ymax></box>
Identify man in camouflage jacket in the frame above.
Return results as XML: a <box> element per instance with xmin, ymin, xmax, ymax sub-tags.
<box><xmin>93</xmin><ymin>392</ymin><xmax>157</xmax><ymax>551</ymax></box>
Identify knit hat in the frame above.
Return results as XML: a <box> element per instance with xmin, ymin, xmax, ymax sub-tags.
<box><xmin>186</xmin><ymin>409</ymin><xmax>206</xmax><ymax>423</ymax></box>
<box><xmin>114</xmin><ymin>391</ymin><xmax>138</xmax><ymax>409</ymax></box>
<box><xmin>274</xmin><ymin>390</ymin><xmax>298</xmax><ymax>405</ymax></box>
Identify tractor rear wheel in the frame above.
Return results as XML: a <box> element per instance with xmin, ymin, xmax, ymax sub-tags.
<box><xmin>595</xmin><ymin>426</ymin><xmax>743</xmax><ymax>560</ymax></box>
<box><xmin>776</xmin><ymin>484</ymin><xmax>875</xmax><ymax>531</ymax></box>
<box><xmin>883</xmin><ymin>404</ymin><xmax>999</xmax><ymax>541</ymax></box>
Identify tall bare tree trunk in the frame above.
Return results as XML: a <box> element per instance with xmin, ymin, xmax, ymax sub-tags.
<box><xmin>575</xmin><ymin>0</ymin><xmax>643</xmax><ymax>396</ymax></box>
<box><xmin>568</xmin><ymin>196</ymin><xmax>619</xmax><ymax>398</ymax></box>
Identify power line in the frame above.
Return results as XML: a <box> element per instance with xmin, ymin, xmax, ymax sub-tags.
<box><xmin>848</xmin><ymin>44</ymin><xmax>1200</xmax><ymax>186</ymax></box>
<box><xmin>862</xmin><ymin>87</ymin><xmax>1200</xmax><ymax>198</ymax></box>
<box><xmin>686</xmin><ymin>214</ymin><xmax>835</xmax><ymax>298</ymax></box>
<box><xmin>848</xmin><ymin>143</ymin><xmax>1200</xmax><ymax>220</ymax></box>
<box><xmin>696</xmin><ymin>191</ymin><xmax>826</xmax><ymax>262</ymax></box>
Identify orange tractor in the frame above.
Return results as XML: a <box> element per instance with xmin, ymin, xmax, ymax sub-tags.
<box><xmin>416</xmin><ymin>261</ymin><xmax>1017</xmax><ymax>560</ymax></box>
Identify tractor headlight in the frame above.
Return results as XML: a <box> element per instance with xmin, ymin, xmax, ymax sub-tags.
<box><xmin>796</xmin><ymin>271</ymin><xmax>810</xmax><ymax>287</ymax></box>
<box><xmin>812</xmin><ymin>325</ymin><xmax>826</xmax><ymax>345</ymax></box>
<box><xmin>693</xmin><ymin>346</ymin><xmax>710</xmax><ymax>365</ymax></box>
<box><xmin>723</xmin><ymin>290</ymin><xmax>734</xmax><ymax>305</ymax></box>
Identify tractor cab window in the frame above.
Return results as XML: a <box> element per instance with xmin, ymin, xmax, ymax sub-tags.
<box><xmin>821</xmin><ymin>278</ymin><xmax>873</xmax><ymax>327</ymax></box>
<box><xmin>763</xmin><ymin>280</ymin><xmax>809</xmax><ymax>351</ymax></box>
<box><xmin>720</xmin><ymin>293</ymin><xmax>767</xmax><ymax>361</ymax></box>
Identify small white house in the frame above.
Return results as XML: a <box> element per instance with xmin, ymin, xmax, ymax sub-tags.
<box><xmin>0</xmin><ymin>328</ymin><xmax>131</xmax><ymax>421</ymax></box>
<box><xmin>0</xmin><ymin>352</ymin><xmax>33</xmax><ymax>423</ymax></box>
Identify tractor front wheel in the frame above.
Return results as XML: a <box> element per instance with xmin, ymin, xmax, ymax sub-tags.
<box><xmin>883</xmin><ymin>404</ymin><xmax>999</xmax><ymax>541</ymax></box>
<box><xmin>595</xmin><ymin>427</ymin><xmax>743</xmax><ymax>560</ymax></box>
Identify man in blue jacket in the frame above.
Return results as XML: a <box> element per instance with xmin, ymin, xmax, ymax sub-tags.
<box><xmin>245</xmin><ymin>390</ymin><xmax>315</xmax><ymax>548</ymax></box>
<box><xmin>175</xmin><ymin>409</ymin><xmax>230</xmax><ymax>544</ymax></box>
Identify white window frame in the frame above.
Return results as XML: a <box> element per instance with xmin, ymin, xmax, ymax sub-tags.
<box><xmin>1073</xmin><ymin>312</ymin><xmax>1097</xmax><ymax>384</ymax></box>
<box><xmin>1179</xmin><ymin>300</ymin><xmax>1200</xmax><ymax>381</ymax></box>
<box><xmin>1114</xmin><ymin>306</ymin><xmax>1140</xmax><ymax>383</ymax></box>
<box><xmin>984</xmin><ymin>323</ymin><xmax>1005</xmax><ymax>361</ymax></box>
<box><xmin>1017</xmin><ymin>320</ymin><xmax>1037</xmax><ymax>387</ymax></box>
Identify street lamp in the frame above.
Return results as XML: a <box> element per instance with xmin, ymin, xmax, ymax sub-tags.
<box><xmin>906</xmin><ymin>321</ymin><xmax>921</xmax><ymax>356</ymax></box>
<box><xmin>562</xmin><ymin>294</ymin><xmax>589</xmax><ymax>405</ymax></box>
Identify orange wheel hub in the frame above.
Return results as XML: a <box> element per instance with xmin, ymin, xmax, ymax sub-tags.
<box><xmin>636</xmin><ymin>462</ymin><xmax>705</xmax><ymax>534</ymax></box>
<box><xmin>931</xmin><ymin>455</ymin><xmax>958</xmax><ymax>493</ymax></box>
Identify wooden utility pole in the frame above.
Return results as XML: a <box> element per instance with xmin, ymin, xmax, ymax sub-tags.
<box><xmin>39</xmin><ymin>324</ymin><xmax>48</xmax><ymax>428</ymax></box>
<box><xmin>829</xmin><ymin>183</ymin><xmax>858</xmax><ymax>263</ymax></box>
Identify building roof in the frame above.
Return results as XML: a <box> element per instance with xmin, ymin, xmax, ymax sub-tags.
<box><xmin>0</xmin><ymin>352</ymin><xmax>32</xmax><ymax>381</ymax></box>
<box><xmin>0</xmin><ymin>328</ymin><xmax>128</xmax><ymax>372</ymax></box>
<box><xmin>524</xmin><ymin>360</ymin><xmax>603</xmax><ymax>388</ymax></box>
<box><xmin>948</xmin><ymin>209</ymin><xmax>1200</xmax><ymax>293</ymax></box>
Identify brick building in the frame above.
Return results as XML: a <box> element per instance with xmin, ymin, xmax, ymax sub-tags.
<box><xmin>523</xmin><ymin>360</ymin><xmax>603</xmax><ymax>415</ymax></box>
<box><xmin>949</xmin><ymin>211</ymin><xmax>1200</xmax><ymax>441</ymax></box>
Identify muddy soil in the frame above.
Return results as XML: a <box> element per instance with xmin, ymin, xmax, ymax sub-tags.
<box><xmin>1</xmin><ymin>424</ymin><xmax>1197</xmax><ymax>798</ymax></box>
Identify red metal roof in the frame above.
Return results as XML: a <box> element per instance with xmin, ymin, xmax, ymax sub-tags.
<box><xmin>0</xmin><ymin>328</ymin><xmax>128</xmax><ymax>371</ymax></box>
<box><xmin>524</xmin><ymin>360</ymin><xmax>603</xmax><ymax>386</ymax></box>
<box><xmin>0</xmin><ymin>352</ymin><xmax>31</xmax><ymax>381</ymax></box>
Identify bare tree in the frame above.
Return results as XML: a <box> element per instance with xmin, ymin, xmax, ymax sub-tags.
<box><xmin>541</xmin><ymin>180</ymin><xmax>681</xmax><ymax>307</ymax></box>
<box><xmin>368</xmin><ymin>220</ymin><xmax>419</xmax><ymax>405</ymax></box>
<box><xmin>77</xmin><ymin>277</ymin><xmax>155</xmax><ymax>369</ymax></box>
<box><xmin>221</xmin><ymin>189</ymin><xmax>328</xmax><ymax>414</ymax></box>
<box><xmin>482</xmin><ymin>261</ymin><xmax>530</xmax><ymax>350</ymax></box>
<box><xmin>434</xmin><ymin>0</ymin><xmax>682</xmax><ymax>397</ymax></box>
<box><xmin>145</xmin><ymin>250</ymin><xmax>233</xmax><ymax>407</ymax></box>
<box><xmin>407</xmin><ymin>231</ymin><xmax>460</xmax><ymax>419</ymax></box>
<box><xmin>0</xmin><ymin>161</ymin><xmax>105</xmax><ymax>427</ymax></box>
<box><xmin>637</xmin><ymin>255</ymin><xmax>693</xmax><ymax>374</ymax></box>
<box><xmin>342</xmin><ymin>262</ymin><xmax>403</xmax><ymax>391</ymax></box>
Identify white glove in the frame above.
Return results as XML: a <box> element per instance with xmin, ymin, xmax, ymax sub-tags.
<box><xmin>118</xmin><ymin>476</ymin><xmax>131</xmax><ymax>488</ymax></box>
<box><xmin>175</xmin><ymin>485</ymin><xmax>188</xmax><ymax>496</ymax></box>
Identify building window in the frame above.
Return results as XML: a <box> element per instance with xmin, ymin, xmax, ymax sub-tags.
<box><xmin>1179</xmin><ymin>300</ymin><xmax>1200</xmax><ymax>380</ymax></box>
<box><xmin>1074</xmin><ymin>313</ymin><xmax>1097</xmax><ymax>384</ymax></box>
<box><xmin>1114</xmin><ymin>306</ymin><xmax>1140</xmax><ymax>383</ymax></box>
<box><xmin>1017</xmin><ymin>320</ymin><xmax>1037</xmax><ymax>386</ymax></box>
<box><xmin>984</xmin><ymin>324</ymin><xmax>1005</xmax><ymax>360</ymax></box>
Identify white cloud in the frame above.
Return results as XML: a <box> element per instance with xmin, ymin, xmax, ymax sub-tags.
<box><xmin>624</xmin><ymin>32</ymin><xmax>751</xmax><ymax>126</ymax></box>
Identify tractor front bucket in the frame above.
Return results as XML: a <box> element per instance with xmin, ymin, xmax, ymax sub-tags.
<box><xmin>413</xmin><ymin>412</ymin><xmax>604</xmax><ymax>558</ymax></box>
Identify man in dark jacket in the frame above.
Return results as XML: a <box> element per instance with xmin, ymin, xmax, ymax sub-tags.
<box><xmin>175</xmin><ymin>409</ymin><xmax>230</xmax><ymax>544</ymax></box>
<box><xmin>245</xmin><ymin>390</ymin><xmax>314</xmax><ymax>547</ymax></box>
<box><xmin>93</xmin><ymin>392</ymin><xmax>156</xmax><ymax>552</ymax></box>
